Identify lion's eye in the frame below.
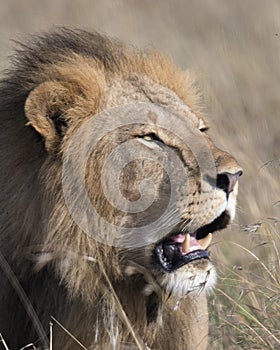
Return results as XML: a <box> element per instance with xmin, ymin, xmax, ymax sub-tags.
<box><xmin>199</xmin><ymin>126</ymin><xmax>209</xmax><ymax>132</ymax></box>
<box><xmin>198</xmin><ymin>119</ymin><xmax>209</xmax><ymax>133</ymax></box>
<box><xmin>142</xmin><ymin>133</ymin><xmax>163</xmax><ymax>142</ymax></box>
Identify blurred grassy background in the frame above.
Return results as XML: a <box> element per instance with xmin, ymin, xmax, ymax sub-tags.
<box><xmin>0</xmin><ymin>1</ymin><xmax>279</xmax><ymax>349</ymax></box>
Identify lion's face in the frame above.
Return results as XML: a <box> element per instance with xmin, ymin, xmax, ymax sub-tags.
<box><xmin>23</xmin><ymin>53</ymin><xmax>242</xmax><ymax>300</ymax></box>
<box><xmin>57</xmin><ymin>77</ymin><xmax>242</xmax><ymax>298</ymax></box>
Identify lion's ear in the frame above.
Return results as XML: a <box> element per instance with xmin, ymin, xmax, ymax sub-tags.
<box><xmin>25</xmin><ymin>81</ymin><xmax>73</xmax><ymax>152</ymax></box>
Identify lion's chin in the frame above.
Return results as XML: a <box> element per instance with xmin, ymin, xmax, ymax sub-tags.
<box><xmin>159</xmin><ymin>260</ymin><xmax>217</xmax><ymax>297</ymax></box>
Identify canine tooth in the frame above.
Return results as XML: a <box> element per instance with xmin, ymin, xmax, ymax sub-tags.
<box><xmin>197</xmin><ymin>233</ymin><xmax>212</xmax><ymax>249</ymax></box>
<box><xmin>182</xmin><ymin>234</ymin><xmax>190</xmax><ymax>253</ymax></box>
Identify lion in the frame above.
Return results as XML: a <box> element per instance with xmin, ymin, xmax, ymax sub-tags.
<box><xmin>0</xmin><ymin>28</ymin><xmax>242</xmax><ymax>350</ymax></box>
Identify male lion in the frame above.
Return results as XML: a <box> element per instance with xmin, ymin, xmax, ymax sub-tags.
<box><xmin>0</xmin><ymin>28</ymin><xmax>242</xmax><ymax>350</ymax></box>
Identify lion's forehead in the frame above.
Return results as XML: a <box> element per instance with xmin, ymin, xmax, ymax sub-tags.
<box><xmin>105</xmin><ymin>75</ymin><xmax>200</xmax><ymax>126</ymax></box>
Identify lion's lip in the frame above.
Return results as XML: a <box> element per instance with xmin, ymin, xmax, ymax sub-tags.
<box><xmin>153</xmin><ymin>210</ymin><xmax>231</xmax><ymax>273</ymax></box>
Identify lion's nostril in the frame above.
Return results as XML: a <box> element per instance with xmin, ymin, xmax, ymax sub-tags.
<box><xmin>236</xmin><ymin>170</ymin><xmax>243</xmax><ymax>178</ymax></box>
<box><xmin>216</xmin><ymin>171</ymin><xmax>242</xmax><ymax>195</ymax></box>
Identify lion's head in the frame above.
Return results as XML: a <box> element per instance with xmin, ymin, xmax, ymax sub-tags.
<box><xmin>0</xmin><ymin>29</ymin><xmax>242</xmax><ymax>349</ymax></box>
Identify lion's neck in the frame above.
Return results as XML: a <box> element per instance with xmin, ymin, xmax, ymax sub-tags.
<box><xmin>110</xmin><ymin>276</ymin><xmax>209</xmax><ymax>350</ymax></box>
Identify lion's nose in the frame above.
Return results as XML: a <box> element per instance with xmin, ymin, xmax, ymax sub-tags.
<box><xmin>216</xmin><ymin>170</ymin><xmax>243</xmax><ymax>195</ymax></box>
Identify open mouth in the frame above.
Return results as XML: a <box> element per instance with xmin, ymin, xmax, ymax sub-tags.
<box><xmin>153</xmin><ymin>210</ymin><xmax>231</xmax><ymax>273</ymax></box>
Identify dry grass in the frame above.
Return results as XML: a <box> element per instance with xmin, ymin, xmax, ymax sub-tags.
<box><xmin>0</xmin><ymin>1</ymin><xmax>279</xmax><ymax>349</ymax></box>
<box><xmin>209</xmin><ymin>220</ymin><xmax>280</xmax><ymax>349</ymax></box>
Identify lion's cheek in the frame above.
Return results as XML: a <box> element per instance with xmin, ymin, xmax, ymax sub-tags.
<box><xmin>158</xmin><ymin>260</ymin><xmax>217</xmax><ymax>298</ymax></box>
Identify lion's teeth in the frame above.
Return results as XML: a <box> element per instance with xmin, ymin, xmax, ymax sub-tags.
<box><xmin>182</xmin><ymin>233</ymin><xmax>190</xmax><ymax>254</ymax></box>
<box><xmin>197</xmin><ymin>233</ymin><xmax>212</xmax><ymax>249</ymax></box>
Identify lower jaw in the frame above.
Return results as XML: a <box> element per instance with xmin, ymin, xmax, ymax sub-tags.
<box><xmin>159</xmin><ymin>260</ymin><xmax>216</xmax><ymax>297</ymax></box>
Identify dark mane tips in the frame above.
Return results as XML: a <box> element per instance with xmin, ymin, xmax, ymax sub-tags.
<box><xmin>12</xmin><ymin>27</ymin><xmax>124</xmax><ymax>72</ymax></box>
<box><xmin>0</xmin><ymin>28</ymin><xmax>126</xmax><ymax>121</ymax></box>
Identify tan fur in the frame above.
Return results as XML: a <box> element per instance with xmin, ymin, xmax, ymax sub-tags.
<box><xmin>0</xmin><ymin>29</ymin><xmax>241</xmax><ymax>349</ymax></box>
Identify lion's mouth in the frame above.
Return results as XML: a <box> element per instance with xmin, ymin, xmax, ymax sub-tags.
<box><xmin>153</xmin><ymin>210</ymin><xmax>230</xmax><ymax>273</ymax></box>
